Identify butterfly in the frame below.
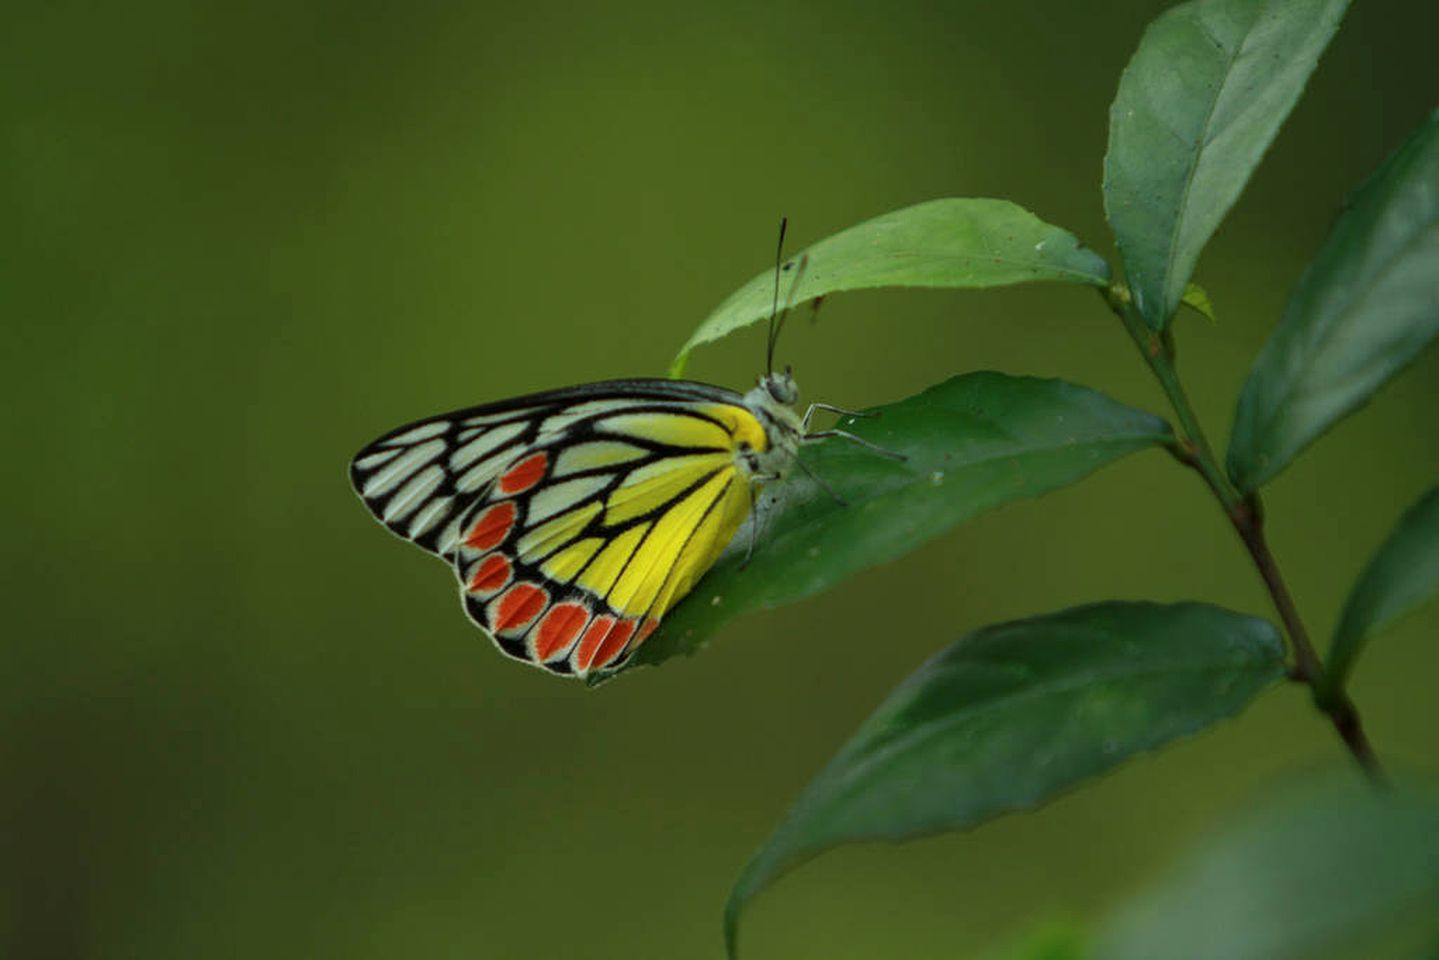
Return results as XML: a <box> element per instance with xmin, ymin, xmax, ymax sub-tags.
<box><xmin>349</xmin><ymin>236</ymin><xmax>895</xmax><ymax>678</ymax></box>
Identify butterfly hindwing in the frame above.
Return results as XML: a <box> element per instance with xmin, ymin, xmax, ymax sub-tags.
<box><xmin>351</xmin><ymin>381</ymin><xmax>768</xmax><ymax>677</ymax></box>
<box><xmin>452</xmin><ymin>408</ymin><xmax>756</xmax><ymax>676</ymax></box>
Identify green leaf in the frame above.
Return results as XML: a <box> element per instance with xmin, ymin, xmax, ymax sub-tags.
<box><xmin>1096</xmin><ymin>776</ymin><xmax>1439</xmax><ymax>960</ymax></box>
<box><xmin>621</xmin><ymin>373</ymin><xmax>1172</xmax><ymax>675</ymax></box>
<box><xmin>1227</xmin><ymin>110</ymin><xmax>1439</xmax><ymax>491</ymax></box>
<box><xmin>669</xmin><ymin>199</ymin><xmax>1110</xmax><ymax>375</ymax></box>
<box><xmin>1325</xmin><ymin>484</ymin><xmax>1439</xmax><ymax>699</ymax></box>
<box><xmin>1181</xmin><ymin>282</ymin><xmax>1216</xmax><ymax>322</ymax></box>
<box><xmin>1104</xmin><ymin>0</ymin><xmax>1349</xmax><ymax>331</ymax></box>
<box><xmin>724</xmin><ymin>601</ymin><xmax>1285</xmax><ymax>957</ymax></box>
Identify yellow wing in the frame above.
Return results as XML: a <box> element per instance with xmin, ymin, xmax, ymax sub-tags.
<box><xmin>440</xmin><ymin>400</ymin><xmax>764</xmax><ymax>677</ymax></box>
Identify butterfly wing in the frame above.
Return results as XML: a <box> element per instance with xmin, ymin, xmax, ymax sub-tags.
<box><xmin>349</xmin><ymin>398</ymin><xmax>547</xmax><ymax>559</ymax></box>
<box><xmin>351</xmin><ymin>380</ymin><xmax>768</xmax><ymax>676</ymax></box>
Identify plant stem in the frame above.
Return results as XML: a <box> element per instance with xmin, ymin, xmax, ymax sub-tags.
<box><xmin>1234</xmin><ymin>505</ymin><xmax>1385</xmax><ymax>782</ymax></box>
<box><xmin>1102</xmin><ymin>286</ymin><xmax>1385</xmax><ymax>784</ymax></box>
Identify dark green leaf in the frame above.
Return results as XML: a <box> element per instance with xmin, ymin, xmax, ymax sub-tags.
<box><xmin>725</xmin><ymin>602</ymin><xmax>1285</xmax><ymax>957</ymax></box>
<box><xmin>1227</xmin><ymin>110</ymin><xmax>1439</xmax><ymax>491</ymax></box>
<box><xmin>1105</xmin><ymin>0</ymin><xmax>1349</xmax><ymax>330</ymax></box>
<box><xmin>1097</xmin><ymin>776</ymin><xmax>1439</xmax><ymax>960</ymax></box>
<box><xmin>1325</xmin><ymin>484</ymin><xmax>1439</xmax><ymax>698</ymax></box>
<box><xmin>621</xmin><ymin>373</ymin><xmax>1171</xmax><ymax>674</ymax></box>
<box><xmin>669</xmin><ymin>199</ymin><xmax>1110</xmax><ymax>375</ymax></box>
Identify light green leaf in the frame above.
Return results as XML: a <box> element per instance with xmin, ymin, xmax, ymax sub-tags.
<box><xmin>1105</xmin><ymin>0</ymin><xmax>1349</xmax><ymax>330</ymax></box>
<box><xmin>1181</xmin><ymin>282</ymin><xmax>1216</xmax><ymax>322</ymax></box>
<box><xmin>1227</xmin><ymin>110</ymin><xmax>1439</xmax><ymax>491</ymax></box>
<box><xmin>1097</xmin><ymin>776</ymin><xmax>1439</xmax><ymax>960</ymax></box>
<box><xmin>725</xmin><ymin>602</ymin><xmax>1285</xmax><ymax>957</ymax></box>
<box><xmin>669</xmin><ymin>199</ymin><xmax>1110</xmax><ymax>375</ymax></box>
<box><xmin>619</xmin><ymin>373</ymin><xmax>1171</xmax><ymax>675</ymax></box>
<box><xmin>1325</xmin><ymin>484</ymin><xmax>1439</xmax><ymax>699</ymax></box>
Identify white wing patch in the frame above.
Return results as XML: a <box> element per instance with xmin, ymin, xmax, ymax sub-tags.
<box><xmin>350</xmin><ymin>411</ymin><xmax>535</xmax><ymax>558</ymax></box>
<box><xmin>383</xmin><ymin>421</ymin><xmax>451</xmax><ymax>445</ymax></box>
<box><xmin>538</xmin><ymin>399</ymin><xmax>638</xmax><ymax>438</ymax></box>
<box><xmin>526</xmin><ymin>474</ymin><xmax>611</xmax><ymax>525</ymax></box>
<box><xmin>551</xmin><ymin>441</ymin><xmax>648</xmax><ymax>477</ymax></box>
<box><xmin>383</xmin><ymin>464</ymin><xmax>446</xmax><ymax>523</ymax></box>
<box><xmin>362</xmin><ymin>439</ymin><xmax>447</xmax><ymax>498</ymax></box>
<box><xmin>407</xmin><ymin>495</ymin><xmax>455</xmax><ymax>540</ymax></box>
<box><xmin>354</xmin><ymin>448</ymin><xmax>404</xmax><ymax>470</ymax></box>
<box><xmin>457</xmin><ymin>448</ymin><xmax>521</xmax><ymax>494</ymax></box>
<box><xmin>452</xmin><ymin>421</ymin><xmax>527</xmax><ymax>470</ymax></box>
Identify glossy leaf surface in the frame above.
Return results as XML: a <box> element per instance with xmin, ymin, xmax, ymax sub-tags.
<box><xmin>1326</xmin><ymin>484</ymin><xmax>1439</xmax><ymax>696</ymax></box>
<box><xmin>624</xmin><ymin>373</ymin><xmax>1172</xmax><ymax>673</ymax></box>
<box><xmin>1228</xmin><ymin>110</ymin><xmax>1439</xmax><ymax>490</ymax></box>
<box><xmin>725</xmin><ymin>602</ymin><xmax>1285</xmax><ymax>956</ymax></box>
<box><xmin>1105</xmin><ymin>0</ymin><xmax>1348</xmax><ymax>330</ymax></box>
<box><xmin>670</xmin><ymin>199</ymin><xmax>1109</xmax><ymax>375</ymax></box>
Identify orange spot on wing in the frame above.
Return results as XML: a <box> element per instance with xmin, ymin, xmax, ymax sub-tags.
<box><xmin>633</xmin><ymin>618</ymin><xmax>659</xmax><ymax>648</ymax></box>
<box><xmin>466</xmin><ymin>554</ymin><xmax>511</xmax><ymax>595</ymax></box>
<box><xmin>491</xmin><ymin>582</ymin><xmax>548</xmax><ymax>634</ymax></box>
<box><xmin>533</xmin><ymin>603</ymin><xmax>589</xmax><ymax>662</ymax></box>
<box><xmin>465</xmin><ymin>501</ymin><xmax>516</xmax><ymax>552</ymax></box>
<box><xmin>592</xmin><ymin>618</ymin><xmax>637</xmax><ymax>669</ymax></box>
<box><xmin>574</xmin><ymin>616</ymin><xmax>616</xmax><ymax>672</ymax></box>
<box><xmin>499</xmin><ymin>452</ymin><xmax>549</xmax><ymax>495</ymax></box>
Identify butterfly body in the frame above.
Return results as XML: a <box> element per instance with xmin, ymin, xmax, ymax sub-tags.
<box><xmin>351</xmin><ymin>372</ymin><xmax>807</xmax><ymax>678</ymax></box>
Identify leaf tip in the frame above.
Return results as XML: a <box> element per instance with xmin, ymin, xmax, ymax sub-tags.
<box><xmin>722</xmin><ymin>894</ymin><xmax>743</xmax><ymax>960</ymax></box>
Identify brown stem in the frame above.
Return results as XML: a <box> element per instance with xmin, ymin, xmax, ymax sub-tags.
<box><xmin>1101</xmin><ymin>286</ymin><xmax>1385</xmax><ymax>784</ymax></box>
<box><xmin>1230</xmin><ymin>496</ymin><xmax>1387</xmax><ymax>784</ymax></box>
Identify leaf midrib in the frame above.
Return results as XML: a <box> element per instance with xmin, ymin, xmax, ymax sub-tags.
<box><xmin>819</xmin><ymin>654</ymin><xmax>1276</xmax><ymax>804</ymax></box>
<box><xmin>1155</xmin><ymin>11</ymin><xmax>1249</xmax><ymax>319</ymax></box>
<box><xmin>1251</xmin><ymin>219</ymin><xmax>1439</xmax><ymax>446</ymax></box>
<box><xmin>680</xmin><ymin>250</ymin><xmax>1106</xmax><ymax>356</ymax></box>
<box><xmin>765</xmin><ymin>432</ymin><xmax>1166</xmax><ymax>546</ymax></box>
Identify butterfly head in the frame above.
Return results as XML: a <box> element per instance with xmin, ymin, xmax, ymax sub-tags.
<box><xmin>745</xmin><ymin>367</ymin><xmax>804</xmax><ymax>464</ymax></box>
<box><xmin>759</xmin><ymin>366</ymin><xmax>799</xmax><ymax>407</ymax></box>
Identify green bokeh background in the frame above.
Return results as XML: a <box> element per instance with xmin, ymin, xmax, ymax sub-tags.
<box><xmin>5</xmin><ymin>1</ymin><xmax>1437</xmax><ymax>957</ymax></box>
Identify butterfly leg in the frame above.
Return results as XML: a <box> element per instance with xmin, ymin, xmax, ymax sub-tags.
<box><xmin>741</xmin><ymin>472</ymin><xmax>782</xmax><ymax>568</ymax></box>
<box><xmin>801</xmin><ymin>402</ymin><xmax>875</xmax><ymax>431</ymax></box>
<box><xmin>804</xmin><ymin>428</ymin><xmax>907</xmax><ymax>462</ymax></box>
<box><xmin>793</xmin><ymin>456</ymin><xmax>847</xmax><ymax>507</ymax></box>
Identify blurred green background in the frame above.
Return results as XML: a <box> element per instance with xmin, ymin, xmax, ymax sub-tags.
<box><xmin>5</xmin><ymin>1</ymin><xmax>1437</xmax><ymax>957</ymax></box>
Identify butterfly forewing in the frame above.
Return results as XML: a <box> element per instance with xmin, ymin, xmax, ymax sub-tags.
<box><xmin>351</xmin><ymin>380</ymin><xmax>766</xmax><ymax>677</ymax></box>
<box><xmin>351</xmin><ymin>419</ymin><xmax>530</xmax><ymax>557</ymax></box>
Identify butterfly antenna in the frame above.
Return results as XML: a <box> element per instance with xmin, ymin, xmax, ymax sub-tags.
<box><xmin>767</xmin><ymin>217</ymin><xmax>788</xmax><ymax>375</ymax></box>
<box><xmin>771</xmin><ymin>253</ymin><xmax>809</xmax><ymax>362</ymax></box>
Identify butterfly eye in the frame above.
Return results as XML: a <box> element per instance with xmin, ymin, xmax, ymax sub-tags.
<box><xmin>765</xmin><ymin>372</ymin><xmax>798</xmax><ymax>406</ymax></box>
